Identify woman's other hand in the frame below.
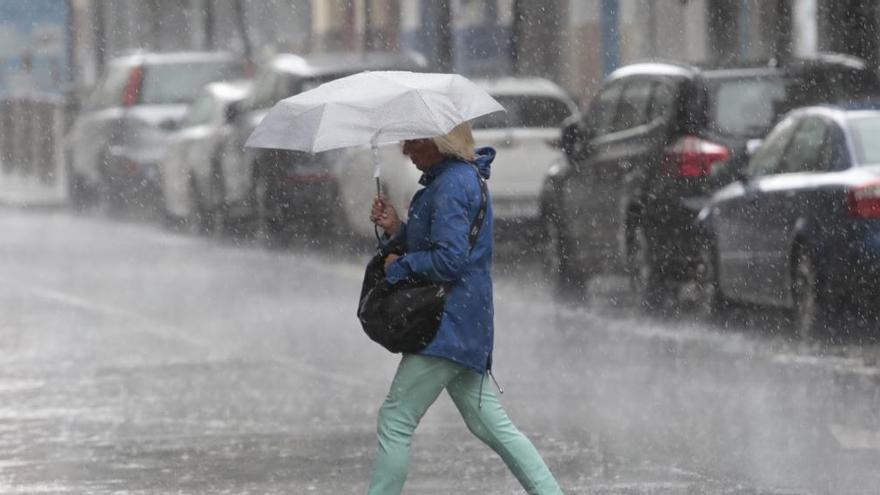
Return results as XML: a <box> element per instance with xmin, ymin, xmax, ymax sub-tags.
<box><xmin>370</xmin><ymin>194</ymin><xmax>401</xmax><ymax>237</ymax></box>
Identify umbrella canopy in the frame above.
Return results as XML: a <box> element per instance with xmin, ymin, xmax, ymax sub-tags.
<box><xmin>245</xmin><ymin>71</ymin><xmax>505</xmax><ymax>153</ymax></box>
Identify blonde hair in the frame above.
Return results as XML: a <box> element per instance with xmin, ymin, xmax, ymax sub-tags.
<box><xmin>433</xmin><ymin>122</ymin><xmax>475</xmax><ymax>162</ymax></box>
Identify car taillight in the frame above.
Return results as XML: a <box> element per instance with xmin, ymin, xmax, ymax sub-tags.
<box><xmin>121</xmin><ymin>66</ymin><xmax>144</xmax><ymax>107</ymax></box>
<box><xmin>661</xmin><ymin>136</ymin><xmax>729</xmax><ymax>178</ymax></box>
<box><xmin>848</xmin><ymin>180</ymin><xmax>880</xmax><ymax>219</ymax></box>
<box><xmin>125</xmin><ymin>159</ymin><xmax>141</xmax><ymax>175</ymax></box>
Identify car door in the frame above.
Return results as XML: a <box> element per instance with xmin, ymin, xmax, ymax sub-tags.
<box><xmin>558</xmin><ymin>79</ymin><xmax>623</xmax><ymax>270</ymax></box>
<box><xmin>566</xmin><ymin>76</ymin><xmax>656</xmax><ymax>270</ymax></box>
<box><xmin>621</xmin><ymin>77</ymin><xmax>679</xmax><ymax>245</ymax></box>
<box><xmin>714</xmin><ymin>116</ymin><xmax>798</xmax><ymax>299</ymax></box>
<box><xmin>68</xmin><ymin>63</ymin><xmax>131</xmax><ymax>181</ymax></box>
<box><xmin>745</xmin><ymin>116</ymin><xmax>830</xmax><ymax>303</ymax></box>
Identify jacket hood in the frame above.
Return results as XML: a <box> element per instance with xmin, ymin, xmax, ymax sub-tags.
<box><xmin>420</xmin><ymin>146</ymin><xmax>496</xmax><ymax>186</ymax></box>
<box><xmin>472</xmin><ymin>146</ymin><xmax>495</xmax><ymax>180</ymax></box>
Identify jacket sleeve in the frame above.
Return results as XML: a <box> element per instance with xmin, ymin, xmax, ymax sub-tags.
<box><xmin>385</xmin><ymin>176</ymin><xmax>472</xmax><ymax>284</ymax></box>
<box><xmin>377</xmin><ymin>222</ymin><xmax>408</xmax><ymax>253</ymax></box>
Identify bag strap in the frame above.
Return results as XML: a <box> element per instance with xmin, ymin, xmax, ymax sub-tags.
<box><xmin>467</xmin><ymin>164</ymin><xmax>488</xmax><ymax>251</ymax></box>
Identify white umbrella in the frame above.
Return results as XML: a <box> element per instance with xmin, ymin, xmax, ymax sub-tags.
<box><xmin>245</xmin><ymin>70</ymin><xmax>504</xmax><ymax>194</ymax></box>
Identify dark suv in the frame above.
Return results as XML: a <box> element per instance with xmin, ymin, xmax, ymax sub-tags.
<box><xmin>540</xmin><ymin>54</ymin><xmax>880</xmax><ymax>306</ymax></box>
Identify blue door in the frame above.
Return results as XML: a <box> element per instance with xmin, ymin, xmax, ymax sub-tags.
<box><xmin>744</xmin><ymin>116</ymin><xmax>830</xmax><ymax>303</ymax></box>
<box><xmin>714</xmin><ymin>117</ymin><xmax>797</xmax><ymax>300</ymax></box>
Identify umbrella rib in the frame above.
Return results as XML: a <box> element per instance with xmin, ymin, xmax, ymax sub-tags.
<box><xmin>309</xmin><ymin>102</ymin><xmax>332</xmax><ymax>153</ymax></box>
<box><xmin>412</xmin><ymin>89</ymin><xmax>451</xmax><ymax>136</ymax></box>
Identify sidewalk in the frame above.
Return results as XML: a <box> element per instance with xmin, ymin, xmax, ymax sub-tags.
<box><xmin>0</xmin><ymin>172</ymin><xmax>67</xmax><ymax>209</ymax></box>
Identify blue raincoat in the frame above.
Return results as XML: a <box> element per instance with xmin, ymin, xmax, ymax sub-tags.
<box><xmin>384</xmin><ymin>147</ymin><xmax>496</xmax><ymax>373</ymax></box>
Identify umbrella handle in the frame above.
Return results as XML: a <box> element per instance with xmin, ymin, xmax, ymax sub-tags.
<box><xmin>371</xmin><ymin>140</ymin><xmax>381</xmax><ymax>197</ymax></box>
<box><xmin>371</xmin><ymin>135</ymin><xmax>382</xmax><ymax>241</ymax></box>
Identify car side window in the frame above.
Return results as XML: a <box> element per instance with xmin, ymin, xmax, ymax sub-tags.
<box><xmin>813</xmin><ymin>123</ymin><xmax>845</xmax><ymax>171</ymax></box>
<box><xmin>648</xmin><ymin>81</ymin><xmax>676</xmax><ymax>122</ymax></box>
<box><xmin>612</xmin><ymin>79</ymin><xmax>652</xmax><ymax>132</ymax></box>
<box><xmin>587</xmin><ymin>82</ymin><xmax>623</xmax><ymax>137</ymax></box>
<box><xmin>779</xmin><ymin>117</ymin><xmax>827</xmax><ymax>174</ymax></box>
<box><xmin>747</xmin><ymin>117</ymin><xmax>797</xmax><ymax>177</ymax></box>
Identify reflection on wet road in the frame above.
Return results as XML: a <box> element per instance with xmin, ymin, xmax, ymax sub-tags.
<box><xmin>1</xmin><ymin>210</ymin><xmax>878</xmax><ymax>494</ymax></box>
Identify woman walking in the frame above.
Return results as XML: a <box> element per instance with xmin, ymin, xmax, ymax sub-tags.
<box><xmin>367</xmin><ymin>123</ymin><xmax>563</xmax><ymax>494</ymax></box>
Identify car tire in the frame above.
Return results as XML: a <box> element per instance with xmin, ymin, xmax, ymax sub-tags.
<box><xmin>791</xmin><ymin>250</ymin><xmax>835</xmax><ymax>342</ymax></box>
<box><xmin>68</xmin><ymin>167</ymin><xmax>96</xmax><ymax>212</ymax></box>
<box><xmin>629</xmin><ymin>224</ymin><xmax>665</xmax><ymax>311</ymax></box>
<box><xmin>164</xmin><ymin>178</ymin><xmax>205</xmax><ymax>235</ymax></box>
<box><xmin>693</xmin><ymin>241</ymin><xmax>727</xmax><ymax>323</ymax></box>
<box><xmin>328</xmin><ymin>187</ymin><xmax>357</xmax><ymax>253</ymax></box>
<box><xmin>224</xmin><ymin>167</ymin><xmax>266</xmax><ymax>242</ymax></box>
<box><xmin>544</xmin><ymin>216</ymin><xmax>589</xmax><ymax>300</ymax></box>
<box><xmin>204</xmin><ymin>161</ymin><xmax>227</xmax><ymax>236</ymax></box>
<box><xmin>256</xmin><ymin>176</ymin><xmax>287</xmax><ymax>248</ymax></box>
<box><xmin>190</xmin><ymin>178</ymin><xmax>215</xmax><ymax>235</ymax></box>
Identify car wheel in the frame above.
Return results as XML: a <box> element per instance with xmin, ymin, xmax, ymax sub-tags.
<box><xmin>328</xmin><ymin>186</ymin><xmax>356</xmax><ymax>252</ymax></box>
<box><xmin>629</xmin><ymin>224</ymin><xmax>665</xmax><ymax>311</ymax></box>
<box><xmin>203</xmin><ymin>163</ymin><xmax>227</xmax><ymax>236</ymax></box>
<box><xmin>68</xmin><ymin>167</ymin><xmax>96</xmax><ymax>212</ymax></box>
<box><xmin>256</xmin><ymin>176</ymin><xmax>287</xmax><ymax>248</ymax></box>
<box><xmin>693</xmin><ymin>241</ymin><xmax>727</xmax><ymax>322</ymax></box>
<box><xmin>544</xmin><ymin>216</ymin><xmax>588</xmax><ymax>300</ymax></box>
<box><xmin>191</xmin><ymin>178</ymin><xmax>217</xmax><ymax>235</ymax></box>
<box><xmin>791</xmin><ymin>250</ymin><xmax>834</xmax><ymax>341</ymax></box>
<box><xmin>165</xmin><ymin>178</ymin><xmax>205</xmax><ymax>235</ymax></box>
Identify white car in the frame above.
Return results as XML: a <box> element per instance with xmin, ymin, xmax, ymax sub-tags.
<box><xmin>335</xmin><ymin>77</ymin><xmax>578</xmax><ymax>241</ymax></box>
<box><xmin>160</xmin><ymin>80</ymin><xmax>252</xmax><ymax>232</ymax></box>
<box><xmin>65</xmin><ymin>51</ymin><xmax>243</xmax><ymax>211</ymax></box>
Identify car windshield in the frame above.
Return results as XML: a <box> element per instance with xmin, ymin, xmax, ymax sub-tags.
<box><xmin>708</xmin><ymin>77</ymin><xmax>788</xmax><ymax>137</ymax></box>
<box><xmin>472</xmin><ymin>95</ymin><xmax>573</xmax><ymax>129</ymax></box>
<box><xmin>141</xmin><ymin>60</ymin><xmax>241</xmax><ymax>105</ymax></box>
<box><xmin>848</xmin><ymin>114</ymin><xmax>880</xmax><ymax>165</ymax></box>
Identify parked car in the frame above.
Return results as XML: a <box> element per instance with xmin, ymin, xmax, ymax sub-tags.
<box><xmin>694</xmin><ymin>104</ymin><xmax>880</xmax><ymax>339</ymax></box>
<box><xmin>541</xmin><ymin>54</ymin><xmax>880</xmax><ymax>305</ymax></box>
<box><xmin>471</xmin><ymin>77</ymin><xmax>579</xmax><ymax>234</ymax></box>
<box><xmin>335</xmin><ymin>76</ymin><xmax>578</xmax><ymax>242</ymax></box>
<box><xmin>65</xmin><ymin>51</ymin><xmax>243</xmax><ymax>211</ymax></box>
<box><xmin>160</xmin><ymin>80</ymin><xmax>252</xmax><ymax>233</ymax></box>
<box><xmin>219</xmin><ymin>50</ymin><xmax>427</xmax><ymax>240</ymax></box>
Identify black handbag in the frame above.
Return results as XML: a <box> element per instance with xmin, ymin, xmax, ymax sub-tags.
<box><xmin>357</xmin><ymin>166</ymin><xmax>488</xmax><ymax>354</ymax></box>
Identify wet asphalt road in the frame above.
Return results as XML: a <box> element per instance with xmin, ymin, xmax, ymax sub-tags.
<box><xmin>1</xmin><ymin>209</ymin><xmax>879</xmax><ymax>494</ymax></box>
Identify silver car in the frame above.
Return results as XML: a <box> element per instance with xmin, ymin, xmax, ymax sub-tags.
<box><xmin>65</xmin><ymin>51</ymin><xmax>243</xmax><ymax>211</ymax></box>
<box><xmin>160</xmin><ymin>80</ymin><xmax>252</xmax><ymax>233</ymax></box>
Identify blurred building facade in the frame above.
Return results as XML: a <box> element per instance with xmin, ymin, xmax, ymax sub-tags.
<box><xmin>54</xmin><ymin>0</ymin><xmax>880</xmax><ymax>106</ymax></box>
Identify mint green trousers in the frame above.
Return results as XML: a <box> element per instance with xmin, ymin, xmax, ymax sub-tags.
<box><xmin>367</xmin><ymin>354</ymin><xmax>563</xmax><ymax>494</ymax></box>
